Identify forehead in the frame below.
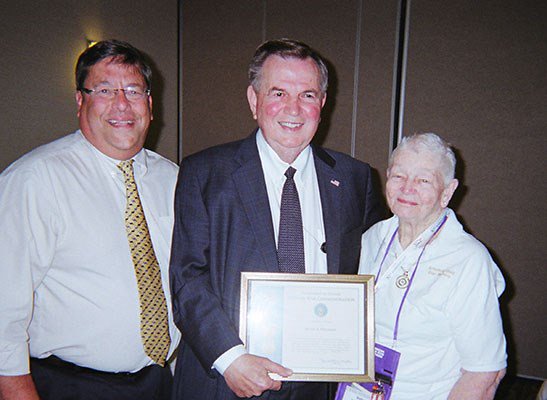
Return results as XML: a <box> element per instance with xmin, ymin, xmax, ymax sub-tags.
<box><xmin>85</xmin><ymin>58</ymin><xmax>145</xmax><ymax>85</ymax></box>
<box><xmin>391</xmin><ymin>148</ymin><xmax>443</xmax><ymax>174</ymax></box>
<box><xmin>260</xmin><ymin>55</ymin><xmax>321</xmax><ymax>89</ymax></box>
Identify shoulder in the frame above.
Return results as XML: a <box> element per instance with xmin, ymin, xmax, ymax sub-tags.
<box><xmin>1</xmin><ymin>131</ymin><xmax>83</xmax><ymax>178</ymax></box>
<box><xmin>362</xmin><ymin>216</ymin><xmax>395</xmax><ymax>244</ymax></box>
<box><xmin>180</xmin><ymin>138</ymin><xmax>250</xmax><ymax>175</ymax></box>
<box><xmin>438</xmin><ymin>211</ymin><xmax>505</xmax><ymax>293</ymax></box>
<box><xmin>442</xmin><ymin>211</ymin><xmax>494</xmax><ymax>260</ymax></box>
<box><xmin>313</xmin><ymin>145</ymin><xmax>372</xmax><ymax>173</ymax></box>
<box><xmin>143</xmin><ymin>149</ymin><xmax>178</xmax><ymax>174</ymax></box>
<box><xmin>185</xmin><ymin>139</ymin><xmax>246</xmax><ymax>162</ymax></box>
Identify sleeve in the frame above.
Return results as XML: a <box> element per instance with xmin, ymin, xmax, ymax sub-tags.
<box><xmin>168</xmin><ymin>158</ymin><xmax>243</xmax><ymax>374</ymax></box>
<box><xmin>0</xmin><ymin>164</ymin><xmax>60</xmax><ymax>375</ymax></box>
<box><xmin>445</xmin><ymin>243</ymin><xmax>507</xmax><ymax>372</ymax></box>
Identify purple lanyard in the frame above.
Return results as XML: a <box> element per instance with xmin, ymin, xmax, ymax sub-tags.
<box><xmin>375</xmin><ymin>214</ymin><xmax>448</xmax><ymax>343</ymax></box>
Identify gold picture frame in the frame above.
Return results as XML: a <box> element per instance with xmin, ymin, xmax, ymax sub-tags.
<box><xmin>239</xmin><ymin>272</ymin><xmax>375</xmax><ymax>382</ymax></box>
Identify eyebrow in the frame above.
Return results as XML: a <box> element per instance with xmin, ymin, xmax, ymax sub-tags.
<box><xmin>267</xmin><ymin>87</ymin><xmax>320</xmax><ymax>95</ymax></box>
<box><xmin>93</xmin><ymin>81</ymin><xmax>145</xmax><ymax>88</ymax></box>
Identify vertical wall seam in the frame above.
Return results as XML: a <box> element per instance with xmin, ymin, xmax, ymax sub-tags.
<box><xmin>262</xmin><ymin>0</ymin><xmax>267</xmax><ymax>42</ymax></box>
<box><xmin>389</xmin><ymin>0</ymin><xmax>411</xmax><ymax>156</ymax></box>
<box><xmin>351</xmin><ymin>0</ymin><xmax>364</xmax><ymax>158</ymax></box>
<box><xmin>398</xmin><ymin>0</ymin><xmax>411</xmax><ymax>147</ymax></box>
<box><xmin>177</xmin><ymin>0</ymin><xmax>183</xmax><ymax>164</ymax></box>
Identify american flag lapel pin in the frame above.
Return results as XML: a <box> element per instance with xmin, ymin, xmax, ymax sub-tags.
<box><xmin>330</xmin><ymin>179</ymin><xmax>340</xmax><ymax>187</ymax></box>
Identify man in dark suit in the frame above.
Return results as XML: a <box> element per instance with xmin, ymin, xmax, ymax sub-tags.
<box><xmin>169</xmin><ymin>38</ymin><xmax>383</xmax><ymax>400</ymax></box>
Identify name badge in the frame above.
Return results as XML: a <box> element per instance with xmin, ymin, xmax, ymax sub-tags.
<box><xmin>335</xmin><ymin>343</ymin><xmax>401</xmax><ymax>400</ymax></box>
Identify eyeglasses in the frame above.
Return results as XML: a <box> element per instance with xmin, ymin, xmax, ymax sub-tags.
<box><xmin>78</xmin><ymin>86</ymin><xmax>150</xmax><ymax>101</ymax></box>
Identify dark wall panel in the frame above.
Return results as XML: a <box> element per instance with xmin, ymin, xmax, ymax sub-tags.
<box><xmin>181</xmin><ymin>0</ymin><xmax>396</xmax><ymax>173</ymax></box>
<box><xmin>265</xmin><ymin>0</ymin><xmax>361</xmax><ymax>155</ymax></box>
<box><xmin>402</xmin><ymin>0</ymin><xmax>547</xmax><ymax>378</ymax></box>
<box><xmin>356</xmin><ymin>0</ymin><xmax>399</xmax><ymax>184</ymax></box>
<box><xmin>181</xmin><ymin>1</ymin><xmax>263</xmax><ymax>156</ymax></box>
<box><xmin>1</xmin><ymin>0</ymin><xmax>179</xmax><ymax>170</ymax></box>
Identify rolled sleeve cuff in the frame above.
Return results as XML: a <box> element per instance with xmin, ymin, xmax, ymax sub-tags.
<box><xmin>461</xmin><ymin>359</ymin><xmax>507</xmax><ymax>373</ymax></box>
<box><xmin>212</xmin><ymin>345</ymin><xmax>247</xmax><ymax>376</ymax></box>
<box><xmin>0</xmin><ymin>343</ymin><xmax>30</xmax><ymax>375</ymax></box>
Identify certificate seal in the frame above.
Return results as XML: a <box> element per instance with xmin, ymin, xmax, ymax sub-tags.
<box><xmin>314</xmin><ymin>303</ymin><xmax>328</xmax><ymax>317</ymax></box>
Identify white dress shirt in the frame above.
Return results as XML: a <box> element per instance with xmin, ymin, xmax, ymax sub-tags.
<box><xmin>0</xmin><ymin>130</ymin><xmax>181</xmax><ymax>375</ymax></box>
<box><xmin>213</xmin><ymin>130</ymin><xmax>327</xmax><ymax>374</ymax></box>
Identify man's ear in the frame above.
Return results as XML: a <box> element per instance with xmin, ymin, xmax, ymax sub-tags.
<box><xmin>75</xmin><ymin>91</ymin><xmax>83</xmax><ymax>117</ymax></box>
<box><xmin>246</xmin><ymin>85</ymin><xmax>258</xmax><ymax>120</ymax></box>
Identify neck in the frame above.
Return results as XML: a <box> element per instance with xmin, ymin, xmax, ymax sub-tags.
<box><xmin>397</xmin><ymin>211</ymin><xmax>445</xmax><ymax>249</ymax></box>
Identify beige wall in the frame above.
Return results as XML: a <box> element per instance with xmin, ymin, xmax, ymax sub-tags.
<box><xmin>1</xmin><ymin>0</ymin><xmax>179</xmax><ymax>171</ymax></box>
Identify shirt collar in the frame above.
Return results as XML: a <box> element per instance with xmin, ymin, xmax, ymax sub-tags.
<box><xmin>78</xmin><ymin>130</ymin><xmax>148</xmax><ymax>175</ymax></box>
<box><xmin>255</xmin><ymin>129</ymin><xmax>312</xmax><ymax>185</ymax></box>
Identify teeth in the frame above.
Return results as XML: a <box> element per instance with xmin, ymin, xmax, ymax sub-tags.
<box><xmin>108</xmin><ymin>120</ymin><xmax>134</xmax><ymax>125</ymax></box>
<box><xmin>279</xmin><ymin>122</ymin><xmax>302</xmax><ymax>128</ymax></box>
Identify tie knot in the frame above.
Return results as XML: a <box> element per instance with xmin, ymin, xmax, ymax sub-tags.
<box><xmin>284</xmin><ymin>166</ymin><xmax>297</xmax><ymax>180</ymax></box>
<box><xmin>118</xmin><ymin>160</ymin><xmax>135</xmax><ymax>178</ymax></box>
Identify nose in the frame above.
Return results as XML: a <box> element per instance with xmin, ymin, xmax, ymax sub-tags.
<box><xmin>401</xmin><ymin>179</ymin><xmax>416</xmax><ymax>194</ymax></box>
<box><xmin>113</xmin><ymin>89</ymin><xmax>131</xmax><ymax>110</ymax></box>
<box><xmin>284</xmin><ymin>97</ymin><xmax>301</xmax><ymax>116</ymax></box>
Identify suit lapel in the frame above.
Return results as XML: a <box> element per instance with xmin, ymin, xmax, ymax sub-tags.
<box><xmin>233</xmin><ymin>133</ymin><xmax>279</xmax><ymax>272</ymax></box>
<box><xmin>313</xmin><ymin>146</ymin><xmax>342</xmax><ymax>274</ymax></box>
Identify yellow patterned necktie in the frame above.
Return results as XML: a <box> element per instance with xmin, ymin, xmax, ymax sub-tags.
<box><xmin>118</xmin><ymin>160</ymin><xmax>170</xmax><ymax>366</ymax></box>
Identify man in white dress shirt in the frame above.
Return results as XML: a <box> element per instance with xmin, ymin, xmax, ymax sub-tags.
<box><xmin>0</xmin><ymin>40</ymin><xmax>180</xmax><ymax>400</ymax></box>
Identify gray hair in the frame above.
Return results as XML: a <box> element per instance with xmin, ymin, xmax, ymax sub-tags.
<box><xmin>248</xmin><ymin>38</ymin><xmax>328</xmax><ymax>95</ymax></box>
<box><xmin>389</xmin><ymin>133</ymin><xmax>456</xmax><ymax>185</ymax></box>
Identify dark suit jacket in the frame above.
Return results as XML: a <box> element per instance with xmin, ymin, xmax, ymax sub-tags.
<box><xmin>169</xmin><ymin>132</ymin><xmax>383</xmax><ymax>400</ymax></box>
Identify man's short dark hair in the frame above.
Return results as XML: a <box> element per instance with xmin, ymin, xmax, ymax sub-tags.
<box><xmin>248</xmin><ymin>38</ymin><xmax>328</xmax><ymax>95</ymax></box>
<box><xmin>75</xmin><ymin>39</ymin><xmax>152</xmax><ymax>91</ymax></box>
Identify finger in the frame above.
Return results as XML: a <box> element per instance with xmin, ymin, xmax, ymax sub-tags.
<box><xmin>269</xmin><ymin>380</ymin><xmax>283</xmax><ymax>391</ymax></box>
<box><xmin>263</xmin><ymin>360</ymin><xmax>293</xmax><ymax>377</ymax></box>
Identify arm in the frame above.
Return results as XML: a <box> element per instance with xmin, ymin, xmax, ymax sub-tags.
<box><xmin>170</xmin><ymin>157</ymin><xmax>291</xmax><ymax>398</ymax></box>
<box><xmin>445</xmin><ymin>243</ymin><xmax>507</xmax><ymax>399</ymax></box>
<box><xmin>0</xmin><ymin>165</ymin><xmax>58</xmax><ymax>381</ymax></box>
<box><xmin>169</xmin><ymin>159</ymin><xmax>242</xmax><ymax>370</ymax></box>
<box><xmin>448</xmin><ymin>369</ymin><xmax>506</xmax><ymax>400</ymax></box>
<box><xmin>0</xmin><ymin>375</ymin><xmax>40</xmax><ymax>400</ymax></box>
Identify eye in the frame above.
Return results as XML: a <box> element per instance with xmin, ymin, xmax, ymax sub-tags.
<box><xmin>125</xmin><ymin>89</ymin><xmax>141</xmax><ymax>98</ymax></box>
<box><xmin>301</xmin><ymin>92</ymin><xmax>320</xmax><ymax>101</ymax></box>
<box><xmin>419</xmin><ymin>178</ymin><xmax>431</xmax><ymax>184</ymax></box>
<box><xmin>98</xmin><ymin>88</ymin><xmax>111</xmax><ymax>95</ymax></box>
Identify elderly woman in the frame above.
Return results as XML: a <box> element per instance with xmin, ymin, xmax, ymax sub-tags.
<box><xmin>359</xmin><ymin>133</ymin><xmax>506</xmax><ymax>399</ymax></box>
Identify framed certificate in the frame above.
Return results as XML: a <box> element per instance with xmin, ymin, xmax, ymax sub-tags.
<box><xmin>239</xmin><ymin>272</ymin><xmax>375</xmax><ymax>382</ymax></box>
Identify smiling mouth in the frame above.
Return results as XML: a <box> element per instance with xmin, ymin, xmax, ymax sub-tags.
<box><xmin>398</xmin><ymin>198</ymin><xmax>418</xmax><ymax>206</ymax></box>
<box><xmin>278</xmin><ymin>121</ymin><xmax>303</xmax><ymax>129</ymax></box>
<box><xmin>108</xmin><ymin>119</ymin><xmax>135</xmax><ymax>127</ymax></box>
